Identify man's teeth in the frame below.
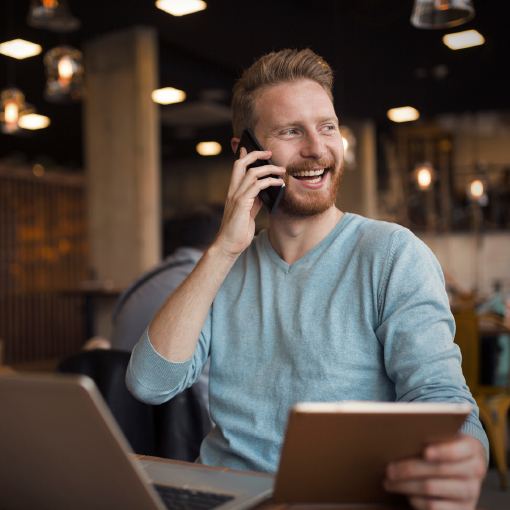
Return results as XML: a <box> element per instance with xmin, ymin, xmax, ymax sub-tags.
<box><xmin>291</xmin><ymin>168</ymin><xmax>325</xmax><ymax>177</ymax></box>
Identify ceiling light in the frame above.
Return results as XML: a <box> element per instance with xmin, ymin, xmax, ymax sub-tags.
<box><xmin>156</xmin><ymin>0</ymin><xmax>207</xmax><ymax>16</ymax></box>
<box><xmin>387</xmin><ymin>107</ymin><xmax>420</xmax><ymax>123</ymax></box>
<box><xmin>152</xmin><ymin>87</ymin><xmax>186</xmax><ymax>105</ymax></box>
<box><xmin>18</xmin><ymin>114</ymin><xmax>51</xmax><ymax>130</ymax></box>
<box><xmin>0</xmin><ymin>88</ymin><xmax>35</xmax><ymax>134</ymax></box>
<box><xmin>443</xmin><ymin>30</ymin><xmax>485</xmax><ymax>50</ymax></box>
<box><xmin>0</xmin><ymin>39</ymin><xmax>42</xmax><ymax>59</ymax></box>
<box><xmin>197</xmin><ymin>141</ymin><xmax>222</xmax><ymax>156</ymax></box>
<box><xmin>27</xmin><ymin>0</ymin><xmax>81</xmax><ymax>33</ymax></box>
<box><xmin>411</xmin><ymin>0</ymin><xmax>475</xmax><ymax>29</ymax></box>
<box><xmin>44</xmin><ymin>46</ymin><xmax>84</xmax><ymax>103</ymax></box>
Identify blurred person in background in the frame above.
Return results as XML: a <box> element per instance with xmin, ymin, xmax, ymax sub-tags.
<box><xmin>112</xmin><ymin>206</ymin><xmax>223</xmax><ymax>415</ymax></box>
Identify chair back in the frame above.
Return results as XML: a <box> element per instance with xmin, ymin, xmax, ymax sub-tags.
<box><xmin>478</xmin><ymin>312</ymin><xmax>510</xmax><ymax>391</ymax></box>
<box><xmin>57</xmin><ymin>349</ymin><xmax>212</xmax><ymax>461</ymax></box>
<box><xmin>452</xmin><ymin>309</ymin><xmax>480</xmax><ymax>393</ymax></box>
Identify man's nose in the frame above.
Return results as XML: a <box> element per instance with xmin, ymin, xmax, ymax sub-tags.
<box><xmin>300</xmin><ymin>132</ymin><xmax>326</xmax><ymax>159</ymax></box>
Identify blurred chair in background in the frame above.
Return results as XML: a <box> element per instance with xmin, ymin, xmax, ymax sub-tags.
<box><xmin>56</xmin><ymin>349</ymin><xmax>212</xmax><ymax>461</ymax></box>
<box><xmin>453</xmin><ymin>309</ymin><xmax>510</xmax><ymax>490</ymax></box>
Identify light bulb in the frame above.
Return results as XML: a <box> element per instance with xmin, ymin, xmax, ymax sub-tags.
<box><xmin>58</xmin><ymin>55</ymin><xmax>74</xmax><ymax>82</ymax></box>
<box><xmin>417</xmin><ymin>168</ymin><xmax>432</xmax><ymax>189</ymax></box>
<box><xmin>470</xmin><ymin>180</ymin><xmax>483</xmax><ymax>199</ymax></box>
<box><xmin>5</xmin><ymin>101</ymin><xmax>19</xmax><ymax>125</ymax></box>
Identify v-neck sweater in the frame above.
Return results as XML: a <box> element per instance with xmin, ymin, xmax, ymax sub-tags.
<box><xmin>127</xmin><ymin>213</ymin><xmax>488</xmax><ymax>473</ymax></box>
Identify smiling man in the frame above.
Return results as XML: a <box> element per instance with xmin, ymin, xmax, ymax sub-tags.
<box><xmin>127</xmin><ymin>49</ymin><xmax>488</xmax><ymax>510</ymax></box>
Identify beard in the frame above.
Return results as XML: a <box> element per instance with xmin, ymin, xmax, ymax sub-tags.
<box><xmin>277</xmin><ymin>158</ymin><xmax>344</xmax><ymax>217</ymax></box>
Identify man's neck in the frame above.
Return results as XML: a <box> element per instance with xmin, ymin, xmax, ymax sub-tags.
<box><xmin>268</xmin><ymin>206</ymin><xmax>344</xmax><ymax>265</ymax></box>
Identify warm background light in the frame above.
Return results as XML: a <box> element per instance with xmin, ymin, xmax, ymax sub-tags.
<box><xmin>342</xmin><ymin>137</ymin><xmax>349</xmax><ymax>151</ymax></box>
<box><xmin>197</xmin><ymin>141</ymin><xmax>222</xmax><ymax>156</ymax></box>
<box><xmin>151</xmin><ymin>87</ymin><xmax>186</xmax><ymax>105</ymax></box>
<box><xmin>443</xmin><ymin>30</ymin><xmax>485</xmax><ymax>50</ymax></box>
<box><xmin>58</xmin><ymin>55</ymin><xmax>74</xmax><ymax>84</ymax></box>
<box><xmin>0</xmin><ymin>39</ymin><xmax>42</xmax><ymax>59</ymax></box>
<box><xmin>470</xmin><ymin>179</ymin><xmax>484</xmax><ymax>199</ymax></box>
<box><xmin>387</xmin><ymin>107</ymin><xmax>420</xmax><ymax>123</ymax></box>
<box><xmin>5</xmin><ymin>102</ymin><xmax>19</xmax><ymax>125</ymax></box>
<box><xmin>156</xmin><ymin>0</ymin><xmax>207</xmax><ymax>16</ymax></box>
<box><xmin>417</xmin><ymin>168</ymin><xmax>432</xmax><ymax>189</ymax></box>
<box><xmin>33</xmin><ymin>164</ymin><xmax>45</xmax><ymax>177</ymax></box>
<box><xmin>18</xmin><ymin>114</ymin><xmax>51</xmax><ymax>130</ymax></box>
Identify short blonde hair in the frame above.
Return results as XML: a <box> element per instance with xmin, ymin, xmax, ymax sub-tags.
<box><xmin>231</xmin><ymin>48</ymin><xmax>334</xmax><ymax>138</ymax></box>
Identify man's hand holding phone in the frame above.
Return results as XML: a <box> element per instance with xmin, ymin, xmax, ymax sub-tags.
<box><xmin>234</xmin><ymin>129</ymin><xmax>286</xmax><ymax>215</ymax></box>
<box><xmin>213</xmin><ymin>147</ymin><xmax>285</xmax><ymax>261</ymax></box>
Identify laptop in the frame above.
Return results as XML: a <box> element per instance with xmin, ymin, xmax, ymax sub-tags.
<box><xmin>0</xmin><ymin>373</ymin><xmax>273</xmax><ymax>510</ymax></box>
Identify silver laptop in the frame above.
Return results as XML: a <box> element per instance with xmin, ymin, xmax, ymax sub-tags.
<box><xmin>0</xmin><ymin>373</ymin><xmax>273</xmax><ymax>510</ymax></box>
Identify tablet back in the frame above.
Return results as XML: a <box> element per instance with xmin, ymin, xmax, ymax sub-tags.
<box><xmin>273</xmin><ymin>401</ymin><xmax>472</xmax><ymax>505</ymax></box>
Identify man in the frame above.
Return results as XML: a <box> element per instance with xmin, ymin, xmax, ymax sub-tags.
<box><xmin>113</xmin><ymin>208</ymin><xmax>222</xmax><ymax>413</ymax></box>
<box><xmin>127</xmin><ymin>49</ymin><xmax>488</xmax><ymax>509</ymax></box>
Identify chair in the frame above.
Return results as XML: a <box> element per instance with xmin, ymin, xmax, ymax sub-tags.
<box><xmin>57</xmin><ymin>349</ymin><xmax>212</xmax><ymax>462</ymax></box>
<box><xmin>453</xmin><ymin>310</ymin><xmax>510</xmax><ymax>490</ymax></box>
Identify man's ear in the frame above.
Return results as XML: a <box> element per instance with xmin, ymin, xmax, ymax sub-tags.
<box><xmin>231</xmin><ymin>138</ymin><xmax>240</xmax><ymax>154</ymax></box>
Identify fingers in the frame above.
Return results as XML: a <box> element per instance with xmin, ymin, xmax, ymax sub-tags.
<box><xmin>387</xmin><ymin>456</ymin><xmax>484</xmax><ymax>481</ymax></box>
<box><xmin>229</xmin><ymin>148</ymin><xmax>275</xmax><ymax>192</ymax></box>
<box><xmin>425</xmin><ymin>435</ymin><xmax>486</xmax><ymax>464</ymax></box>
<box><xmin>407</xmin><ymin>495</ymin><xmax>473</xmax><ymax>510</ymax></box>
<box><xmin>230</xmin><ymin>166</ymin><xmax>285</xmax><ymax>207</ymax></box>
<box><xmin>384</xmin><ymin>436</ymin><xmax>487</xmax><ymax>510</ymax></box>
<box><xmin>384</xmin><ymin>477</ymin><xmax>481</xmax><ymax>503</ymax></box>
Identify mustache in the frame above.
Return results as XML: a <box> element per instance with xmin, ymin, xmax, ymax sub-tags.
<box><xmin>285</xmin><ymin>158</ymin><xmax>337</xmax><ymax>174</ymax></box>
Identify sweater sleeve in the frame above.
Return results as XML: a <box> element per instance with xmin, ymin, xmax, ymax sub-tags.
<box><xmin>375</xmin><ymin>229</ymin><xmax>489</xmax><ymax>460</ymax></box>
<box><xmin>126</xmin><ymin>307</ymin><xmax>212</xmax><ymax>405</ymax></box>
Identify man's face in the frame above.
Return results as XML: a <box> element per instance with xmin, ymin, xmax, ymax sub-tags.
<box><xmin>252</xmin><ymin>79</ymin><xmax>344</xmax><ymax>217</ymax></box>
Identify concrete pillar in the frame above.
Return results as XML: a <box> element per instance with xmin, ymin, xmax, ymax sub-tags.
<box><xmin>83</xmin><ymin>26</ymin><xmax>161</xmax><ymax>339</ymax></box>
<box><xmin>336</xmin><ymin>120</ymin><xmax>378</xmax><ymax>219</ymax></box>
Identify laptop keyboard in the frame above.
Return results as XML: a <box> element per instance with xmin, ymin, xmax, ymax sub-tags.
<box><xmin>153</xmin><ymin>484</ymin><xmax>235</xmax><ymax>510</ymax></box>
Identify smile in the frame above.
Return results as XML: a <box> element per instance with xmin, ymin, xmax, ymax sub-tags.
<box><xmin>290</xmin><ymin>168</ymin><xmax>328</xmax><ymax>184</ymax></box>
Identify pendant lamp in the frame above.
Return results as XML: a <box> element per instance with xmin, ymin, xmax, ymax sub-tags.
<box><xmin>27</xmin><ymin>0</ymin><xmax>81</xmax><ymax>33</ymax></box>
<box><xmin>43</xmin><ymin>46</ymin><xmax>84</xmax><ymax>103</ymax></box>
<box><xmin>411</xmin><ymin>0</ymin><xmax>475</xmax><ymax>29</ymax></box>
<box><xmin>0</xmin><ymin>88</ymin><xmax>35</xmax><ymax>134</ymax></box>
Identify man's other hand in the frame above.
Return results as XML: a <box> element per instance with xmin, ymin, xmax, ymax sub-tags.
<box><xmin>384</xmin><ymin>434</ymin><xmax>487</xmax><ymax>510</ymax></box>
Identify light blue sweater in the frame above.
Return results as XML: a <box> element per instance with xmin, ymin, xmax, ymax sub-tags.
<box><xmin>127</xmin><ymin>213</ymin><xmax>489</xmax><ymax>473</ymax></box>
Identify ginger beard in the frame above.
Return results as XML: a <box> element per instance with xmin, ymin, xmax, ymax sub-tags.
<box><xmin>277</xmin><ymin>158</ymin><xmax>344</xmax><ymax>217</ymax></box>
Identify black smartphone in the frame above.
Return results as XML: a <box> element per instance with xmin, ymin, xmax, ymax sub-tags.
<box><xmin>234</xmin><ymin>129</ymin><xmax>285</xmax><ymax>215</ymax></box>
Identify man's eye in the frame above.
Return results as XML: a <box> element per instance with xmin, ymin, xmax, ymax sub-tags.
<box><xmin>323</xmin><ymin>125</ymin><xmax>335</xmax><ymax>131</ymax></box>
<box><xmin>281</xmin><ymin>129</ymin><xmax>297</xmax><ymax>135</ymax></box>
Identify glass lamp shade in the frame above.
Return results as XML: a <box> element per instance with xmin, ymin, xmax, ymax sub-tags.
<box><xmin>0</xmin><ymin>88</ymin><xmax>35</xmax><ymax>134</ymax></box>
<box><xmin>43</xmin><ymin>46</ymin><xmax>84</xmax><ymax>103</ymax></box>
<box><xmin>27</xmin><ymin>0</ymin><xmax>81</xmax><ymax>33</ymax></box>
<box><xmin>411</xmin><ymin>0</ymin><xmax>475</xmax><ymax>29</ymax></box>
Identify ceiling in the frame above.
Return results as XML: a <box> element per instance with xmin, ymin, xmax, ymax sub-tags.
<box><xmin>1</xmin><ymin>0</ymin><xmax>509</xmax><ymax>168</ymax></box>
